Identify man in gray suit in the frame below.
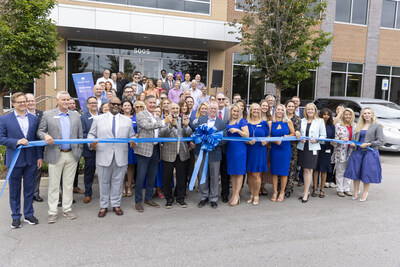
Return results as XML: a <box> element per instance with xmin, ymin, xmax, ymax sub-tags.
<box><xmin>88</xmin><ymin>97</ymin><xmax>136</xmax><ymax>217</ymax></box>
<box><xmin>159</xmin><ymin>103</ymin><xmax>192</xmax><ymax>209</ymax></box>
<box><xmin>37</xmin><ymin>91</ymin><xmax>83</xmax><ymax>224</ymax></box>
<box><xmin>162</xmin><ymin>73</ymin><xmax>175</xmax><ymax>94</ymax></box>
<box><xmin>134</xmin><ymin>95</ymin><xmax>172</xmax><ymax>212</ymax></box>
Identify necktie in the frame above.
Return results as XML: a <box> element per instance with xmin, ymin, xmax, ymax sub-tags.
<box><xmin>218</xmin><ymin>110</ymin><xmax>222</xmax><ymax>120</ymax></box>
<box><xmin>169</xmin><ymin>81</ymin><xmax>172</xmax><ymax>88</ymax></box>
<box><xmin>112</xmin><ymin>116</ymin><xmax>116</xmax><ymax>138</ymax></box>
<box><xmin>177</xmin><ymin>117</ymin><xmax>181</xmax><ymax>154</ymax></box>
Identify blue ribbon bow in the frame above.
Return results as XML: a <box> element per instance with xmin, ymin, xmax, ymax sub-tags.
<box><xmin>188</xmin><ymin>124</ymin><xmax>223</xmax><ymax>191</ymax></box>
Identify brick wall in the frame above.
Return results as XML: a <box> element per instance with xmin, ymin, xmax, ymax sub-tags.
<box><xmin>332</xmin><ymin>24</ymin><xmax>367</xmax><ymax>63</ymax></box>
<box><xmin>377</xmin><ymin>29</ymin><xmax>400</xmax><ymax>66</ymax></box>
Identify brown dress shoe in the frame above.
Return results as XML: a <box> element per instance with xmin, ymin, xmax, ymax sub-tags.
<box><xmin>135</xmin><ymin>203</ymin><xmax>144</xmax><ymax>212</ymax></box>
<box><xmin>73</xmin><ymin>187</ymin><xmax>84</xmax><ymax>194</ymax></box>
<box><xmin>98</xmin><ymin>208</ymin><xmax>107</xmax><ymax>218</ymax></box>
<box><xmin>83</xmin><ymin>196</ymin><xmax>91</xmax><ymax>203</ymax></box>
<box><xmin>113</xmin><ymin>207</ymin><xmax>124</xmax><ymax>216</ymax></box>
<box><xmin>144</xmin><ymin>200</ymin><xmax>160</xmax><ymax>208</ymax></box>
<box><xmin>337</xmin><ymin>192</ymin><xmax>345</xmax><ymax>197</ymax></box>
<box><xmin>344</xmin><ymin>191</ymin><xmax>353</xmax><ymax>196</ymax></box>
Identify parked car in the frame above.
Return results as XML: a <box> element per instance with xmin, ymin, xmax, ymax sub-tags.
<box><xmin>313</xmin><ymin>97</ymin><xmax>400</xmax><ymax>152</ymax></box>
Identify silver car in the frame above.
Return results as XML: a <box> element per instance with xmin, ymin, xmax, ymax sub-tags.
<box><xmin>313</xmin><ymin>97</ymin><xmax>400</xmax><ymax>152</ymax></box>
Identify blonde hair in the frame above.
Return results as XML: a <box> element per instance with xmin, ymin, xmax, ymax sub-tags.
<box><xmin>355</xmin><ymin>107</ymin><xmax>377</xmax><ymax>132</ymax></box>
<box><xmin>273</xmin><ymin>104</ymin><xmax>288</xmax><ymax>123</ymax></box>
<box><xmin>247</xmin><ymin>103</ymin><xmax>261</xmax><ymax>121</ymax></box>
<box><xmin>134</xmin><ymin>101</ymin><xmax>144</xmax><ymax>108</ymax></box>
<box><xmin>228</xmin><ymin>103</ymin><xmax>243</xmax><ymax>122</ymax></box>
<box><xmin>340</xmin><ymin>108</ymin><xmax>355</xmax><ymax>126</ymax></box>
<box><xmin>259</xmin><ymin>99</ymin><xmax>272</xmax><ymax>121</ymax></box>
<box><xmin>196</xmin><ymin>102</ymin><xmax>208</xmax><ymax>118</ymax></box>
<box><xmin>303</xmin><ymin>103</ymin><xmax>319</xmax><ymax>120</ymax></box>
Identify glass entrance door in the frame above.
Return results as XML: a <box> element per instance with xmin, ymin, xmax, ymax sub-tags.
<box><xmin>121</xmin><ymin>57</ymin><xmax>161</xmax><ymax>82</ymax></box>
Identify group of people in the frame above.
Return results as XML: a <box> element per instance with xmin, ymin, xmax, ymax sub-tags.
<box><xmin>0</xmin><ymin>68</ymin><xmax>383</xmax><ymax>229</ymax></box>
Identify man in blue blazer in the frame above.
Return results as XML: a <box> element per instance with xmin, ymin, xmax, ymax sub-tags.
<box><xmin>194</xmin><ymin>101</ymin><xmax>227</xmax><ymax>209</ymax></box>
<box><xmin>0</xmin><ymin>93</ymin><xmax>42</xmax><ymax>228</ymax></box>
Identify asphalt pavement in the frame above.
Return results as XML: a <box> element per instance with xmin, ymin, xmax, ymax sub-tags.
<box><xmin>0</xmin><ymin>152</ymin><xmax>399</xmax><ymax>266</ymax></box>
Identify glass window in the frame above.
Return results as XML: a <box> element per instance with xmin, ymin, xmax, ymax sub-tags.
<box><xmin>390</xmin><ymin>77</ymin><xmax>400</xmax><ymax>104</ymax></box>
<box><xmin>68</xmin><ymin>41</ymin><xmax>94</xmax><ymax>53</ymax></box>
<box><xmin>185</xmin><ymin>2</ymin><xmax>209</xmax><ymax>14</ymax></box>
<box><xmin>392</xmin><ymin>67</ymin><xmax>400</xmax><ymax>76</ymax></box>
<box><xmin>375</xmin><ymin>76</ymin><xmax>388</xmax><ymax>100</ymax></box>
<box><xmin>249</xmin><ymin>68</ymin><xmax>265</xmax><ymax>104</ymax></box>
<box><xmin>68</xmin><ymin>53</ymin><xmax>95</xmax><ymax>98</ymax></box>
<box><xmin>336</xmin><ymin>0</ymin><xmax>352</xmax><ymax>23</ymax></box>
<box><xmin>233</xmin><ymin>53</ymin><xmax>250</xmax><ymax>64</ymax></box>
<box><xmin>129</xmin><ymin>0</ymin><xmax>156</xmax><ymax>7</ymax></box>
<box><xmin>232</xmin><ymin>65</ymin><xmax>249</xmax><ymax>103</ymax></box>
<box><xmin>332</xmin><ymin>62</ymin><xmax>346</xmax><ymax>72</ymax></box>
<box><xmin>348</xmin><ymin>63</ymin><xmax>363</xmax><ymax>73</ymax></box>
<box><xmin>158</xmin><ymin>0</ymin><xmax>185</xmax><ymax>11</ymax></box>
<box><xmin>346</xmin><ymin>74</ymin><xmax>362</xmax><ymax>96</ymax></box>
<box><xmin>299</xmin><ymin>71</ymin><xmax>316</xmax><ymax>100</ymax></box>
<box><xmin>235</xmin><ymin>0</ymin><xmax>259</xmax><ymax>11</ymax></box>
<box><xmin>280</xmin><ymin>87</ymin><xmax>297</xmax><ymax>104</ymax></box>
<box><xmin>377</xmin><ymin>66</ymin><xmax>391</xmax><ymax>75</ymax></box>
<box><xmin>352</xmin><ymin>0</ymin><xmax>368</xmax><ymax>25</ymax></box>
<box><xmin>381</xmin><ymin>0</ymin><xmax>397</xmax><ymax>28</ymax></box>
<box><xmin>330</xmin><ymin>73</ymin><xmax>346</xmax><ymax>96</ymax></box>
<box><xmin>331</xmin><ymin>62</ymin><xmax>363</xmax><ymax>97</ymax></box>
<box><xmin>375</xmin><ymin>66</ymin><xmax>400</xmax><ymax>104</ymax></box>
<box><xmin>162</xmin><ymin>59</ymin><xmax>207</xmax><ymax>84</ymax></box>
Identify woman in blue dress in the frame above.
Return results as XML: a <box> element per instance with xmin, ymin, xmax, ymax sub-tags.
<box><xmin>313</xmin><ymin>108</ymin><xmax>335</xmax><ymax>198</ymax></box>
<box><xmin>246</xmin><ymin>103</ymin><xmax>269</xmax><ymax>206</ymax></box>
<box><xmin>226</xmin><ymin>103</ymin><xmax>249</xmax><ymax>206</ymax></box>
<box><xmin>268</xmin><ymin>104</ymin><xmax>294</xmax><ymax>202</ymax></box>
<box><xmin>344</xmin><ymin>107</ymin><xmax>383</xmax><ymax>202</ymax></box>
<box><xmin>122</xmin><ymin>100</ymin><xmax>135</xmax><ymax>197</ymax></box>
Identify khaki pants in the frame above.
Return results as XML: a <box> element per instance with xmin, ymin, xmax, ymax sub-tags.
<box><xmin>48</xmin><ymin>152</ymin><xmax>78</xmax><ymax>215</ymax></box>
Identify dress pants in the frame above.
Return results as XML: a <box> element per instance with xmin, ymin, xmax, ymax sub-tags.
<box><xmin>84</xmin><ymin>156</ymin><xmax>96</xmax><ymax>197</ymax></box>
<box><xmin>162</xmin><ymin>155</ymin><xmax>188</xmax><ymax>202</ymax></box>
<box><xmin>73</xmin><ymin>161</ymin><xmax>80</xmax><ymax>188</ymax></box>
<box><xmin>135</xmin><ymin>145</ymin><xmax>159</xmax><ymax>203</ymax></box>
<box><xmin>186</xmin><ymin>150</ymin><xmax>195</xmax><ymax>184</ymax></box>
<box><xmin>33</xmin><ymin>167</ymin><xmax>42</xmax><ymax>198</ymax></box>
<box><xmin>48</xmin><ymin>151</ymin><xmax>77</xmax><ymax>215</ymax></box>
<box><xmin>220</xmin><ymin>151</ymin><xmax>230</xmax><ymax>199</ymax></box>
<box><xmin>335</xmin><ymin>162</ymin><xmax>351</xmax><ymax>192</ymax></box>
<box><xmin>96</xmin><ymin>154</ymin><xmax>127</xmax><ymax>209</ymax></box>
<box><xmin>198</xmin><ymin>157</ymin><xmax>221</xmax><ymax>203</ymax></box>
<box><xmin>9</xmin><ymin>164</ymin><xmax>37</xmax><ymax>220</ymax></box>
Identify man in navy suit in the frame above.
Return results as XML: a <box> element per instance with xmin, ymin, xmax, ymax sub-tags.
<box><xmin>80</xmin><ymin>96</ymin><xmax>99</xmax><ymax>203</ymax></box>
<box><xmin>0</xmin><ymin>92</ymin><xmax>42</xmax><ymax>228</ymax></box>
<box><xmin>194</xmin><ymin>101</ymin><xmax>227</xmax><ymax>209</ymax></box>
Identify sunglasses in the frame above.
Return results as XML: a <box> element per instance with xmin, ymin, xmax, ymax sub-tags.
<box><xmin>109</xmin><ymin>103</ymin><xmax>121</xmax><ymax>106</ymax></box>
<box><xmin>217</xmin><ymin>98</ymin><xmax>225</xmax><ymax>101</ymax></box>
<box><xmin>135</xmin><ymin>106</ymin><xmax>144</xmax><ymax>109</ymax></box>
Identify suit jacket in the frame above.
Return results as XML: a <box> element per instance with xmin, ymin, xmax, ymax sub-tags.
<box><xmin>159</xmin><ymin>118</ymin><xmax>192</xmax><ymax>162</ymax></box>
<box><xmin>81</xmin><ymin>111</ymin><xmax>97</xmax><ymax>158</ymax></box>
<box><xmin>0</xmin><ymin>112</ymin><xmax>42</xmax><ymax>167</ymax></box>
<box><xmin>194</xmin><ymin>116</ymin><xmax>227</xmax><ymax>161</ymax></box>
<box><xmin>87</xmin><ymin>113</ymin><xmax>135</xmax><ymax>167</ymax></box>
<box><xmin>31</xmin><ymin>109</ymin><xmax>43</xmax><ymax>122</ymax></box>
<box><xmin>352</xmin><ymin>122</ymin><xmax>384</xmax><ymax>150</ymax></box>
<box><xmin>162</xmin><ymin>80</ymin><xmax>175</xmax><ymax>94</ymax></box>
<box><xmin>135</xmin><ymin>110</ymin><xmax>166</xmax><ymax>157</ymax></box>
<box><xmin>37</xmin><ymin>109</ymin><xmax>83</xmax><ymax>164</ymax></box>
<box><xmin>218</xmin><ymin>107</ymin><xmax>230</xmax><ymax>123</ymax></box>
<box><xmin>297</xmin><ymin>118</ymin><xmax>327</xmax><ymax>151</ymax></box>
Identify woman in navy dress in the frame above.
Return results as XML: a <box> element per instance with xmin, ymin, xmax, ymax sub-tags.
<box><xmin>268</xmin><ymin>104</ymin><xmax>294</xmax><ymax>202</ymax></box>
<box><xmin>246</xmin><ymin>103</ymin><xmax>269</xmax><ymax>206</ymax></box>
<box><xmin>226</xmin><ymin>103</ymin><xmax>249</xmax><ymax>206</ymax></box>
<box><xmin>313</xmin><ymin>108</ymin><xmax>335</xmax><ymax>198</ymax></box>
<box><xmin>344</xmin><ymin>107</ymin><xmax>383</xmax><ymax>202</ymax></box>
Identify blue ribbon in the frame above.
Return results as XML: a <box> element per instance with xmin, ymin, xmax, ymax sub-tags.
<box><xmin>0</xmin><ymin>128</ymin><xmax>373</xmax><ymax>199</ymax></box>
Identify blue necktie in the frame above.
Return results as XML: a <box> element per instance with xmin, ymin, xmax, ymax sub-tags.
<box><xmin>112</xmin><ymin>116</ymin><xmax>116</xmax><ymax>138</ymax></box>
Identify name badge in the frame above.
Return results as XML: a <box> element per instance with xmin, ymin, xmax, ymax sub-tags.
<box><xmin>313</xmin><ymin>150</ymin><xmax>317</xmax><ymax>156</ymax></box>
<box><xmin>325</xmin><ymin>149</ymin><xmax>331</xmax><ymax>153</ymax></box>
<box><xmin>88</xmin><ymin>117</ymin><xmax>93</xmax><ymax>120</ymax></box>
<box><xmin>257</xmin><ymin>125</ymin><xmax>262</xmax><ymax>127</ymax></box>
<box><xmin>53</xmin><ymin>116</ymin><xmax>60</xmax><ymax>119</ymax></box>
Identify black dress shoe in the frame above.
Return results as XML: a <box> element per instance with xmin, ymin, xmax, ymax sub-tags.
<box><xmin>285</xmin><ymin>191</ymin><xmax>291</xmax><ymax>198</ymax></box>
<box><xmin>33</xmin><ymin>196</ymin><xmax>43</xmax><ymax>202</ymax></box>
<box><xmin>221</xmin><ymin>197</ymin><xmax>229</xmax><ymax>203</ymax></box>
<box><xmin>198</xmin><ymin>199</ymin><xmax>208</xmax><ymax>208</ymax></box>
<box><xmin>210</xmin><ymin>202</ymin><xmax>218</xmax><ymax>209</ymax></box>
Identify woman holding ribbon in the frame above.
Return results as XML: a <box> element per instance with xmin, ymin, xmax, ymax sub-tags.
<box><xmin>226</xmin><ymin>104</ymin><xmax>249</xmax><ymax>206</ymax></box>
<box><xmin>332</xmin><ymin>108</ymin><xmax>356</xmax><ymax>197</ymax></box>
<box><xmin>246</xmin><ymin>103</ymin><xmax>269</xmax><ymax>206</ymax></box>
<box><xmin>285</xmin><ymin>100</ymin><xmax>300</xmax><ymax>197</ymax></box>
<box><xmin>121</xmin><ymin>100</ymin><xmax>135</xmax><ymax>197</ymax></box>
<box><xmin>344</xmin><ymin>107</ymin><xmax>383</xmax><ymax>201</ymax></box>
<box><xmin>312</xmin><ymin>108</ymin><xmax>335</xmax><ymax>198</ymax></box>
<box><xmin>295</xmin><ymin>103</ymin><xmax>326</xmax><ymax>203</ymax></box>
<box><xmin>259</xmin><ymin>99</ymin><xmax>272</xmax><ymax>197</ymax></box>
<box><xmin>268</xmin><ymin>104</ymin><xmax>294</xmax><ymax>202</ymax></box>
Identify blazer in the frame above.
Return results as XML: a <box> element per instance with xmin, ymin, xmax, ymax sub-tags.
<box><xmin>135</xmin><ymin>110</ymin><xmax>166</xmax><ymax>157</ymax></box>
<box><xmin>297</xmin><ymin>118</ymin><xmax>327</xmax><ymax>151</ymax></box>
<box><xmin>162</xmin><ymin>80</ymin><xmax>175</xmax><ymax>94</ymax></box>
<box><xmin>31</xmin><ymin>109</ymin><xmax>43</xmax><ymax>122</ymax></box>
<box><xmin>87</xmin><ymin>113</ymin><xmax>135</xmax><ymax>167</ymax></box>
<box><xmin>159</xmin><ymin>118</ymin><xmax>192</xmax><ymax>162</ymax></box>
<box><xmin>351</xmin><ymin>122</ymin><xmax>384</xmax><ymax>152</ymax></box>
<box><xmin>0</xmin><ymin>112</ymin><xmax>42</xmax><ymax>167</ymax></box>
<box><xmin>37</xmin><ymin>108</ymin><xmax>83</xmax><ymax>164</ymax></box>
<box><xmin>81</xmin><ymin>111</ymin><xmax>97</xmax><ymax>158</ymax></box>
<box><xmin>218</xmin><ymin>107</ymin><xmax>230</xmax><ymax>123</ymax></box>
<box><xmin>194</xmin><ymin>116</ymin><xmax>227</xmax><ymax>161</ymax></box>
<box><xmin>83</xmin><ymin>96</ymin><xmax>109</xmax><ymax>113</ymax></box>
<box><xmin>332</xmin><ymin>123</ymin><xmax>356</xmax><ymax>163</ymax></box>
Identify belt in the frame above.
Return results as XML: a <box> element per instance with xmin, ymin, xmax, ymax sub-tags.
<box><xmin>60</xmin><ymin>149</ymin><xmax>72</xmax><ymax>152</ymax></box>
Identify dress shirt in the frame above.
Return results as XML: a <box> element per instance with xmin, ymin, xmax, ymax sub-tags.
<box><xmin>198</xmin><ymin>95</ymin><xmax>210</xmax><ymax>104</ymax></box>
<box><xmin>207</xmin><ymin>117</ymin><xmax>216</xmax><ymax>128</ymax></box>
<box><xmin>96</xmin><ymin>96</ymin><xmax>103</xmax><ymax>110</ymax></box>
<box><xmin>295</xmin><ymin>108</ymin><xmax>301</xmax><ymax>117</ymax></box>
<box><xmin>196</xmin><ymin>81</ymin><xmax>205</xmax><ymax>90</ymax></box>
<box><xmin>58</xmin><ymin>108</ymin><xmax>71</xmax><ymax>150</ymax></box>
<box><xmin>14</xmin><ymin>110</ymin><xmax>29</xmax><ymax>137</ymax></box>
<box><xmin>218</xmin><ymin>108</ymin><xmax>226</xmax><ymax>120</ymax></box>
<box><xmin>161</xmin><ymin>77</ymin><xmax>166</xmax><ymax>83</ymax></box>
<box><xmin>189</xmin><ymin>88</ymin><xmax>202</xmax><ymax>108</ymax></box>
<box><xmin>180</xmin><ymin>81</ymin><xmax>191</xmax><ymax>91</ymax></box>
<box><xmin>96</xmin><ymin>77</ymin><xmax>116</xmax><ymax>89</ymax></box>
<box><xmin>168</xmin><ymin>88</ymin><xmax>183</xmax><ymax>104</ymax></box>
<box><xmin>145</xmin><ymin>110</ymin><xmax>164</xmax><ymax>145</ymax></box>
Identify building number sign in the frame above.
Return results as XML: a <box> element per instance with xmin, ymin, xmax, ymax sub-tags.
<box><xmin>133</xmin><ymin>48</ymin><xmax>151</xmax><ymax>54</ymax></box>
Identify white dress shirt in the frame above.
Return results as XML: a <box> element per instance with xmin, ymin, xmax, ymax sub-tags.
<box><xmin>14</xmin><ymin>110</ymin><xmax>29</xmax><ymax>137</ymax></box>
<box><xmin>207</xmin><ymin>117</ymin><xmax>216</xmax><ymax>128</ymax></box>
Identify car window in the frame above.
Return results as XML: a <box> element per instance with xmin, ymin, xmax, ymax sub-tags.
<box><xmin>345</xmin><ymin>101</ymin><xmax>361</xmax><ymax>114</ymax></box>
<box><xmin>361</xmin><ymin>103</ymin><xmax>400</xmax><ymax>118</ymax></box>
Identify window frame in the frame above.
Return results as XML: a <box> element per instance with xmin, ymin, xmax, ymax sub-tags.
<box><xmin>335</xmin><ymin>0</ymin><xmax>369</xmax><ymax>25</ymax></box>
<box><xmin>375</xmin><ymin>65</ymin><xmax>400</xmax><ymax>101</ymax></box>
<box><xmin>330</xmin><ymin>62</ymin><xmax>364</xmax><ymax>97</ymax></box>
<box><xmin>380</xmin><ymin>0</ymin><xmax>400</xmax><ymax>29</ymax></box>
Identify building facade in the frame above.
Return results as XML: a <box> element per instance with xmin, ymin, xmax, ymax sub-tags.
<box><xmin>31</xmin><ymin>0</ymin><xmax>400</xmax><ymax>110</ymax></box>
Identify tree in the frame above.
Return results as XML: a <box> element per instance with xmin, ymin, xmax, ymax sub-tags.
<box><xmin>230</xmin><ymin>0</ymin><xmax>332</xmax><ymax>103</ymax></box>
<box><xmin>0</xmin><ymin>0</ymin><xmax>61</xmax><ymax>114</ymax></box>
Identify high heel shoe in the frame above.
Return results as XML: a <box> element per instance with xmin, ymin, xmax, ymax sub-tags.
<box><xmin>230</xmin><ymin>195</ymin><xmax>240</xmax><ymax>206</ymax></box>
<box><xmin>301</xmin><ymin>193</ymin><xmax>310</xmax><ymax>203</ymax></box>
<box><xmin>277</xmin><ymin>193</ymin><xmax>284</xmax><ymax>202</ymax></box>
<box><xmin>352</xmin><ymin>191</ymin><xmax>361</xmax><ymax>200</ymax></box>
<box><xmin>271</xmin><ymin>194</ymin><xmax>277</xmax><ymax>202</ymax></box>
<box><xmin>247</xmin><ymin>195</ymin><xmax>254</xmax><ymax>204</ymax></box>
<box><xmin>359</xmin><ymin>192</ymin><xmax>369</xmax><ymax>202</ymax></box>
<box><xmin>253</xmin><ymin>196</ymin><xmax>259</xmax><ymax>205</ymax></box>
<box><xmin>122</xmin><ymin>188</ymin><xmax>127</xmax><ymax>197</ymax></box>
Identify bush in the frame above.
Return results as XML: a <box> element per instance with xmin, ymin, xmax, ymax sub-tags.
<box><xmin>0</xmin><ymin>145</ymin><xmax>8</xmax><ymax>172</ymax></box>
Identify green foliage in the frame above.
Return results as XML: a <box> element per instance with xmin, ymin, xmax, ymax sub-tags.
<box><xmin>0</xmin><ymin>0</ymin><xmax>62</xmax><ymax>92</ymax></box>
<box><xmin>230</xmin><ymin>0</ymin><xmax>333</xmax><ymax>103</ymax></box>
<box><xmin>0</xmin><ymin>145</ymin><xmax>7</xmax><ymax>172</ymax></box>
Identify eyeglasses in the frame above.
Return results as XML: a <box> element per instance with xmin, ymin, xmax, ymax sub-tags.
<box><xmin>109</xmin><ymin>103</ymin><xmax>121</xmax><ymax>106</ymax></box>
<box><xmin>134</xmin><ymin>76</ymin><xmax>139</xmax><ymax>79</ymax></box>
<box><xmin>217</xmin><ymin>98</ymin><xmax>225</xmax><ymax>101</ymax></box>
<box><xmin>15</xmin><ymin>101</ymin><xmax>26</xmax><ymax>104</ymax></box>
<box><xmin>88</xmin><ymin>102</ymin><xmax>98</xmax><ymax>105</ymax></box>
<box><xmin>135</xmin><ymin>106</ymin><xmax>144</xmax><ymax>109</ymax></box>
<box><xmin>160</xmin><ymin>97</ymin><xmax>166</xmax><ymax>100</ymax></box>
<box><xmin>125</xmin><ymin>91</ymin><xmax>133</xmax><ymax>94</ymax></box>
